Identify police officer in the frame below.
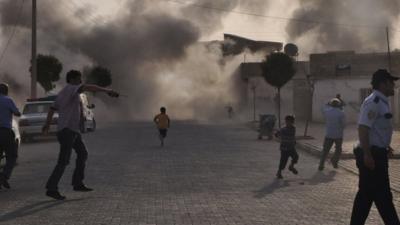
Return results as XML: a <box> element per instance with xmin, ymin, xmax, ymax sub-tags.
<box><xmin>351</xmin><ymin>69</ymin><xmax>400</xmax><ymax>225</ymax></box>
<box><xmin>0</xmin><ymin>83</ymin><xmax>21</xmax><ymax>189</ymax></box>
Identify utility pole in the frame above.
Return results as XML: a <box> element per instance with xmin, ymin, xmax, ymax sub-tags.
<box><xmin>386</xmin><ymin>26</ymin><xmax>392</xmax><ymax>72</ymax></box>
<box><xmin>251</xmin><ymin>84</ymin><xmax>256</xmax><ymax>121</ymax></box>
<box><xmin>31</xmin><ymin>0</ymin><xmax>37</xmax><ymax>98</ymax></box>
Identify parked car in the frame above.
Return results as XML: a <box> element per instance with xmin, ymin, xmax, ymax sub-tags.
<box><xmin>19</xmin><ymin>100</ymin><xmax>58</xmax><ymax>142</ymax></box>
<box><xmin>79</xmin><ymin>94</ymin><xmax>96</xmax><ymax>133</ymax></box>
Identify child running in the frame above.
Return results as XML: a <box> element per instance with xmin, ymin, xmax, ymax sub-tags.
<box><xmin>275</xmin><ymin>115</ymin><xmax>299</xmax><ymax>179</ymax></box>
<box><xmin>153</xmin><ymin>107</ymin><xmax>170</xmax><ymax>147</ymax></box>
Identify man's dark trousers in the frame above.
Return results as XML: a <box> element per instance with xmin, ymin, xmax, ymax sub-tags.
<box><xmin>46</xmin><ymin>128</ymin><xmax>88</xmax><ymax>191</ymax></box>
<box><xmin>319</xmin><ymin>137</ymin><xmax>343</xmax><ymax>168</ymax></box>
<box><xmin>0</xmin><ymin>128</ymin><xmax>17</xmax><ymax>180</ymax></box>
<box><xmin>351</xmin><ymin>147</ymin><xmax>400</xmax><ymax>225</ymax></box>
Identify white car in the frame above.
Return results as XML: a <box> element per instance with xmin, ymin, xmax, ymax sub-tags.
<box><xmin>19</xmin><ymin>101</ymin><xmax>58</xmax><ymax>142</ymax></box>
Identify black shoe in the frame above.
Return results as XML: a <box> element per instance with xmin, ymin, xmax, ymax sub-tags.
<box><xmin>289</xmin><ymin>165</ymin><xmax>298</xmax><ymax>175</ymax></box>
<box><xmin>2</xmin><ymin>180</ymin><xmax>10</xmax><ymax>189</ymax></box>
<box><xmin>276</xmin><ymin>172</ymin><xmax>283</xmax><ymax>179</ymax></box>
<box><xmin>73</xmin><ymin>185</ymin><xmax>93</xmax><ymax>192</ymax></box>
<box><xmin>331</xmin><ymin>159</ymin><xmax>338</xmax><ymax>169</ymax></box>
<box><xmin>0</xmin><ymin>174</ymin><xmax>9</xmax><ymax>189</ymax></box>
<box><xmin>46</xmin><ymin>191</ymin><xmax>66</xmax><ymax>200</ymax></box>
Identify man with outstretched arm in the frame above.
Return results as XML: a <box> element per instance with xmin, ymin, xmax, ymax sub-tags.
<box><xmin>43</xmin><ymin>70</ymin><xmax>119</xmax><ymax>200</ymax></box>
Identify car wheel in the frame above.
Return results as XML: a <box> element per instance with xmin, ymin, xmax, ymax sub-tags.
<box><xmin>88</xmin><ymin>119</ymin><xmax>96</xmax><ymax>132</ymax></box>
<box><xmin>22</xmin><ymin>135</ymin><xmax>34</xmax><ymax>143</ymax></box>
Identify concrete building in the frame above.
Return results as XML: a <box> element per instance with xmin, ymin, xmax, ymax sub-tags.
<box><xmin>309</xmin><ymin>51</ymin><xmax>400</xmax><ymax>124</ymax></box>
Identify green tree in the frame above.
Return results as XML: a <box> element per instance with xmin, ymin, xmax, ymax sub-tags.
<box><xmin>36</xmin><ymin>54</ymin><xmax>63</xmax><ymax>93</ymax></box>
<box><xmin>261</xmin><ymin>52</ymin><xmax>296</xmax><ymax>128</ymax></box>
<box><xmin>85</xmin><ymin>66</ymin><xmax>112</xmax><ymax>87</ymax></box>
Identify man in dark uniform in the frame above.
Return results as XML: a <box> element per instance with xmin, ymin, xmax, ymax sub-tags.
<box><xmin>351</xmin><ymin>69</ymin><xmax>400</xmax><ymax>224</ymax></box>
<box><xmin>0</xmin><ymin>83</ymin><xmax>21</xmax><ymax>189</ymax></box>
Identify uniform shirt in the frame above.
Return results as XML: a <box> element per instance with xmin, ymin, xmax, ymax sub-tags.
<box><xmin>0</xmin><ymin>95</ymin><xmax>20</xmax><ymax>129</ymax></box>
<box><xmin>277</xmin><ymin>125</ymin><xmax>296</xmax><ymax>151</ymax></box>
<box><xmin>323</xmin><ymin>105</ymin><xmax>345</xmax><ymax>139</ymax></box>
<box><xmin>52</xmin><ymin>84</ymin><xmax>82</xmax><ymax>132</ymax></box>
<box><xmin>358</xmin><ymin>90</ymin><xmax>392</xmax><ymax>148</ymax></box>
<box><xmin>154</xmin><ymin>113</ymin><xmax>170</xmax><ymax>129</ymax></box>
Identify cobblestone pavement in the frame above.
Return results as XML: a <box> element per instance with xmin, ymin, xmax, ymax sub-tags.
<box><xmin>0</xmin><ymin>121</ymin><xmax>398</xmax><ymax>225</ymax></box>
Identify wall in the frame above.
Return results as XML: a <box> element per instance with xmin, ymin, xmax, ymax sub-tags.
<box><xmin>312</xmin><ymin>77</ymin><xmax>370</xmax><ymax>123</ymax></box>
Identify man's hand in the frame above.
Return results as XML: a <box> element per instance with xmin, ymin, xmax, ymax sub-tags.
<box><xmin>42</xmin><ymin>123</ymin><xmax>50</xmax><ymax>135</ymax></box>
<box><xmin>363</xmin><ymin>154</ymin><xmax>375</xmax><ymax>170</ymax></box>
<box><xmin>107</xmin><ymin>90</ymin><xmax>119</xmax><ymax>98</ymax></box>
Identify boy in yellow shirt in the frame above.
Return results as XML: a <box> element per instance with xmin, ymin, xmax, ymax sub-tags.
<box><xmin>153</xmin><ymin>107</ymin><xmax>170</xmax><ymax>147</ymax></box>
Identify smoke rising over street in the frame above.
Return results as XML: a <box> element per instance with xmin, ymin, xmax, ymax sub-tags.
<box><xmin>1</xmin><ymin>0</ymin><xmax>400</xmax><ymax>120</ymax></box>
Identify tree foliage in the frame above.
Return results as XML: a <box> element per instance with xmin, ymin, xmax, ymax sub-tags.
<box><xmin>37</xmin><ymin>54</ymin><xmax>63</xmax><ymax>92</ymax></box>
<box><xmin>85</xmin><ymin>66</ymin><xmax>112</xmax><ymax>87</ymax></box>
<box><xmin>261</xmin><ymin>52</ymin><xmax>296</xmax><ymax>128</ymax></box>
<box><xmin>261</xmin><ymin>52</ymin><xmax>296</xmax><ymax>89</ymax></box>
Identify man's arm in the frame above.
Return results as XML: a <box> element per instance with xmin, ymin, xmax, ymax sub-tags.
<box><xmin>10</xmin><ymin>100</ymin><xmax>21</xmax><ymax>117</ymax></box>
<box><xmin>42</xmin><ymin>108</ymin><xmax>55</xmax><ymax>134</ymax></box>
<box><xmin>13</xmin><ymin>111</ymin><xmax>21</xmax><ymax>117</ymax></box>
<box><xmin>80</xmin><ymin>84</ymin><xmax>119</xmax><ymax>97</ymax></box>
<box><xmin>358</xmin><ymin>125</ymin><xmax>375</xmax><ymax>170</ymax></box>
<box><xmin>153</xmin><ymin>115</ymin><xmax>158</xmax><ymax>124</ymax></box>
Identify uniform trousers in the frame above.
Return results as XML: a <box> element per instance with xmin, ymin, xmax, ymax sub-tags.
<box><xmin>351</xmin><ymin>146</ymin><xmax>400</xmax><ymax>225</ymax></box>
<box><xmin>46</xmin><ymin>128</ymin><xmax>88</xmax><ymax>191</ymax></box>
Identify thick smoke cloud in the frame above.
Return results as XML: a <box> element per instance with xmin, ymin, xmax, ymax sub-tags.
<box><xmin>286</xmin><ymin>0</ymin><xmax>400</xmax><ymax>52</ymax></box>
<box><xmin>0</xmin><ymin>0</ymin><xmax>250</xmax><ymax>120</ymax></box>
<box><xmin>181</xmin><ymin>0</ymin><xmax>270</xmax><ymax>34</ymax></box>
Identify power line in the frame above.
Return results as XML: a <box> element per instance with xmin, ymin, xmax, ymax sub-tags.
<box><xmin>162</xmin><ymin>0</ymin><xmax>396</xmax><ymax>31</ymax></box>
<box><xmin>0</xmin><ymin>0</ymin><xmax>26</xmax><ymax>67</ymax></box>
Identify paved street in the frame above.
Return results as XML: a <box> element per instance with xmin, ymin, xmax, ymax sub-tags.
<box><xmin>0</xmin><ymin>121</ymin><xmax>398</xmax><ymax>225</ymax></box>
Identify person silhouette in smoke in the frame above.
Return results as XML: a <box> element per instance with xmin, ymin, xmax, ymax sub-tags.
<box><xmin>154</xmin><ymin>107</ymin><xmax>170</xmax><ymax>147</ymax></box>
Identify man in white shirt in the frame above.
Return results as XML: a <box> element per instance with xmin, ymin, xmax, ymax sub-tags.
<box><xmin>43</xmin><ymin>70</ymin><xmax>119</xmax><ymax>200</ymax></box>
<box><xmin>318</xmin><ymin>98</ymin><xmax>345</xmax><ymax>171</ymax></box>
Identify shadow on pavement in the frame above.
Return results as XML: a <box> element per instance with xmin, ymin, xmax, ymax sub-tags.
<box><xmin>0</xmin><ymin>198</ymin><xmax>88</xmax><ymax>222</ymax></box>
<box><xmin>253</xmin><ymin>170</ymin><xmax>337</xmax><ymax>198</ymax></box>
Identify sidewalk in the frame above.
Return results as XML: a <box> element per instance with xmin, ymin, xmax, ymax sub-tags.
<box><xmin>295</xmin><ymin>122</ymin><xmax>400</xmax><ymax>192</ymax></box>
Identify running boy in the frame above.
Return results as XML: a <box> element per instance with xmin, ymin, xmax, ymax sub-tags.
<box><xmin>153</xmin><ymin>107</ymin><xmax>170</xmax><ymax>147</ymax></box>
<box><xmin>275</xmin><ymin>115</ymin><xmax>299</xmax><ymax>179</ymax></box>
